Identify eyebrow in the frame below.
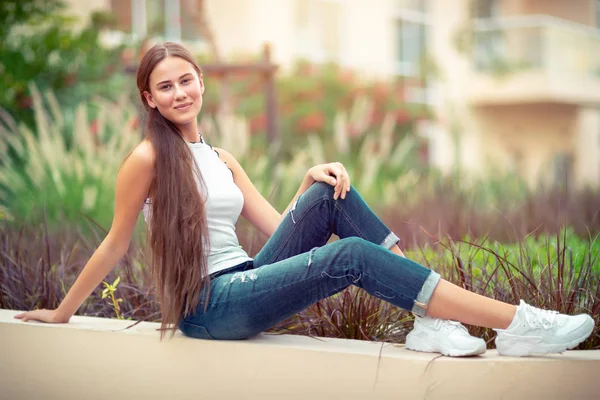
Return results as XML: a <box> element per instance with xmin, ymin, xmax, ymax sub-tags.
<box><xmin>156</xmin><ymin>73</ymin><xmax>193</xmax><ymax>87</ymax></box>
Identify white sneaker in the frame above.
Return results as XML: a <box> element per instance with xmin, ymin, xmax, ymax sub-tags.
<box><xmin>405</xmin><ymin>316</ymin><xmax>487</xmax><ymax>357</ymax></box>
<box><xmin>495</xmin><ymin>300</ymin><xmax>595</xmax><ymax>357</ymax></box>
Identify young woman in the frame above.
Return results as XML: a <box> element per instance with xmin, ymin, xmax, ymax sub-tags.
<box><xmin>15</xmin><ymin>42</ymin><xmax>595</xmax><ymax>357</ymax></box>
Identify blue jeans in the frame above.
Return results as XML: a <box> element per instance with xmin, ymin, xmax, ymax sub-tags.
<box><xmin>180</xmin><ymin>182</ymin><xmax>441</xmax><ymax>340</ymax></box>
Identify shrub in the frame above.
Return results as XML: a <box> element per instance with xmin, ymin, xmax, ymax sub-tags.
<box><xmin>0</xmin><ymin>221</ymin><xmax>156</xmax><ymax>320</ymax></box>
<box><xmin>0</xmin><ymin>88</ymin><xmax>140</xmax><ymax>228</ymax></box>
<box><xmin>200</xmin><ymin>59</ymin><xmax>432</xmax><ymax>160</ymax></box>
<box><xmin>0</xmin><ymin>0</ymin><xmax>128</xmax><ymax>128</ymax></box>
<box><xmin>269</xmin><ymin>230</ymin><xmax>600</xmax><ymax>349</ymax></box>
<box><xmin>2</xmin><ymin>221</ymin><xmax>598</xmax><ymax>349</ymax></box>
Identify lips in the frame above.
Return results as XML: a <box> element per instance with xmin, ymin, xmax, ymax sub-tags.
<box><xmin>174</xmin><ymin>102</ymin><xmax>193</xmax><ymax>110</ymax></box>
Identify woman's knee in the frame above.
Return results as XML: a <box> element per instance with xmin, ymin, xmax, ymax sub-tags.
<box><xmin>311</xmin><ymin>181</ymin><xmax>359</xmax><ymax>197</ymax></box>
<box><xmin>307</xmin><ymin>181</ymin><xmax>334</xmax><ymax>198</ymax></box>
<box><xmin>327</xmin><ymin>237</ymin><xmax>372</xmax><ymax>258</ymax></box>
<box><xmin>289</xmin><ymin>182</ymin><xmax>333</xmax><ymax>214</ymax></box>
<box><xmin>304</xmin><ymin>181</ymin><xmax>364</xmax><ymax>204</ymax></box>
<box><xmin>310</xmin><ymin>182</ymin><xmax>364</xmax><ymax>209</ymax></box>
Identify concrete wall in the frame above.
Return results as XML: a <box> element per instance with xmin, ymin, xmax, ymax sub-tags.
<box><xmin>2</xmin><ymin>309</ymin><xmax>600</xmax><ymax>400</ymax></box>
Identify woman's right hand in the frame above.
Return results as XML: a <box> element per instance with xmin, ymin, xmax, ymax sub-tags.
<box><xmin>14</xmin><ymin>309</ymin><xmax>70</xmax><ymax>324</ymax></box>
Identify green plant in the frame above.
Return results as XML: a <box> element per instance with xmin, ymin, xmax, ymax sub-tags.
<box><xmin>270</xmin><ymin>230</ymin><xmax>600</xmax><ymax>349</ymax></box>
<box><xmin>412</xmin><ymin>228</ymin><xmax>600</xmax><ymax>277</ymax></box>
<box><xmin>1</xmin><ymin>210</ymin><xmax>598</xmax><ymax>348</ymax></box>
<box><xmin>200</xmin><ymin>58</ymin><xmax>431</xmax><ymax>158</ymax></box>
<box><xmin>408</xmin><ymin>229</ymin><xmax>600</xmax><ymax>348</ymax></box>
<box><xmin>201</xmin><ymin>104</ymin><xmax>426</xmax><ymax>212</ymax></box>
<box><xmin>0</xmin><ymin>0</ymin><xmax>65</xmax><ymax>39</ymax></box>
<box><xmin>268</xmin><ymin>286</ymin><xmax>412</xmax><ymax>341</ymax></box>
<box><xmin>0</xmin><ymin>206</ymin><xmax>11</xmax><ymax>222</ymax></box>
<box><xmin>101</xmin><ymin>276</ymin><xmax>125</xmax><ymax>319</ymax></box>
<box><xmin>0</xmin><ymin>219</ymin><xmax>157</xmax><ymax>320</ymax></box>
<box><xmin>0</xmin><ymin>88</ymin><xmax>140</xmax><ymax>228</ymax></box>
<box><xmin>0</xmin><ymin>0</ymin><xmax>129</xmax><ymax>127</ymax></box>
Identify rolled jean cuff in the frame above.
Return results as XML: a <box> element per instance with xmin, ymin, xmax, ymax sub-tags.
<box><xmin>379</xmin><ymin>232</ymin><xmax>400</xmax><ymax>249</ymax></box>
<box><xmin>410</xmin><ymin>270</ymin><xmax>441</xmax><ymax>317</ymax></box>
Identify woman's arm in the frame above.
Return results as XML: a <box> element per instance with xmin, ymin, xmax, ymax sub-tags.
<box><xmin>215</xmin><ymin>148</ymin><xmax>350</xmax><ymax>238</ymax></box>
<box><xmin>14</xmin><ymin>141</ymin><xmax>155</xmax><ymax>323</ymax></box>
<box><xmin>280</xmin><ymin>162</ymin><xmax>351</xmax><ymax>215</ymax></box>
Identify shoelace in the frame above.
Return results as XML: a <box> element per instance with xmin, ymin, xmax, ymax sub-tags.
<box><xmin>435</xmin><ymin>319</ymin><xmax>469</xmax><ymax>333</ymax></box>
<box><xmin>522</xmin><ymin>303</ymin><xmax>559</xmax><ymax>330</ymax></box>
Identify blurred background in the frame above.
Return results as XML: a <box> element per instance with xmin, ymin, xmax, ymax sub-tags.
<box><xmin>1</xmin><ymin>0</ymin><xmax>599</xmax><ymax>346</ymax></box>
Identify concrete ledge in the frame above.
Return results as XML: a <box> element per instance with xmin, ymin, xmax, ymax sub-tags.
<box><xmin>2</xmin><ymin>309</ymin><xmax>599</xmax><ymax>400</ymax></box>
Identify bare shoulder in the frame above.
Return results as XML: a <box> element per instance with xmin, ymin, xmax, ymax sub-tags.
<box><xmin>110</xmin><ymin>140</ymin><xmax>156</xmax><ymax>243</ymax></box>
<box><xmin>212</xmin><ymin>146</ymin><xmax>241</xmax><ymax>168</ymax></box>
<box><xmin>117</xmin><ymin>140</ymin><xmax>156</xmax><ymax>187</ymax></box>
<box><xmin>127</xmin><ymin>139</ymin><xmax>156</xmax><ymax>167</ymax></box>
<box><xmin>212</xmin><ymin>146</ymin><xmax>233</xmax><ymax>161</ymax></box>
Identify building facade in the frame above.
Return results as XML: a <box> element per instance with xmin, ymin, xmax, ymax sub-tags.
<box><xmin>66</xmin><ymin>0</ymin><xmax>600</xmax><ymax>188</ymax></box>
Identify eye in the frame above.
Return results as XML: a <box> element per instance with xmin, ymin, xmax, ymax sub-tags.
<box><xmin>181</xmin><ymin>78</ymin><xmax>192</xmax><ymax>84</ymax></box>
<box><xmin>160</xmin><ymin>84</ymin><xmax>172</xmax><ymax>91</ymax></box>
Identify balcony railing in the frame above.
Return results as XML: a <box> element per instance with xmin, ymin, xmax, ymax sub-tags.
<box><xmin>472</xmin><ymin>15</ymin><xmax>600</xmax><ymax>80</ymax></box>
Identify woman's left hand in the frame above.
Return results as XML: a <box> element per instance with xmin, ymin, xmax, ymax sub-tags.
<box><xmin>307</xmin><ymin>162</ymin><xmax>351</xmax><ymax>200</ymax></box>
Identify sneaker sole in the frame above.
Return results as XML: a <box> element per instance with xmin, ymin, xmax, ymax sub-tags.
<box><xmin>405</xmin><ymin>335</ymin><xmax>486</xmax><ymax>357</ymax></box>
<box><xmin>496</xmin><ymin>317</ymin><xmax>595</xmax><ymax>357</ymax></box>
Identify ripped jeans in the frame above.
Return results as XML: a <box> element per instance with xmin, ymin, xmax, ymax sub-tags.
<box><xmin>179</xmin><ymin>182</ymin><xmax>441</xmax><ymax>340</ymax></box>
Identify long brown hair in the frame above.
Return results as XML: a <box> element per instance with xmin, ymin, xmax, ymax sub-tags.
<box><xmin>136</xmin><ymin>42</ymin><xmax>210</xmax><ymax>339</ymax></box>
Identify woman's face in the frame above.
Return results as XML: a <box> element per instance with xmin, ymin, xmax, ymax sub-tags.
<box><xmin>143</xmin><ymin>56</ymin><xmax>204</xmax><ymax>129</ymax></box>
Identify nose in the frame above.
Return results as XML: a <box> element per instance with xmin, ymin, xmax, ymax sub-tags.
<box><xmin>174</xmin><ymin>84</ymin><xmax>187</xmax><ymax>100</ymax></box>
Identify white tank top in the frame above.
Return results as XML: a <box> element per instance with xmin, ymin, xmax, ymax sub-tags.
<box><xmin>142</xmin><ymin>139</ymin><xmax>252</xmax><ymax>275</ymax></box>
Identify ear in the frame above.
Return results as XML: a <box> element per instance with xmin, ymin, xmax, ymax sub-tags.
<box><xmin>143</xmin><ymin>90</ymin><xmax>157</xmax><ymax>109</ymax></box>
<box><xmin>199</xmin><ymin>74</ymin><xmax>205</xmax><ymax>95</ymax></box>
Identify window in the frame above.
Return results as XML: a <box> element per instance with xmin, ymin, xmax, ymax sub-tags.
<box><xmin>474</xmin><ymin>0</ymin><xmax>500</xmax><ymax>19</ymax></box>
<box><xmin>394</xmin><ymin>0</ymin><xmax>428</xmax><ymax>77</ymax></box>
<box><xmin>109</xmin><ymin>0</ymin><xmax>203</xmax><ymax>42</ymax></box>
<box><xmin>472</xmin><ymin>0</ymin><xmax>504</xmax><ymax>71</ymax></box>
<box><xmin>396</xmin><ymin>20</ymin><xmax>426</xmax><ymax>76</ymax></box>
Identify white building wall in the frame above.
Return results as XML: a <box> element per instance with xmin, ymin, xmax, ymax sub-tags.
<box><xmin>207</xmin><ymin>0</ymin><xmax>401</xmax><ymax>77</ymax></box>
<box><xmin>61</xmin><ymin>0</ymin><xmax>600</xmax><ymax>187</ymax></box>
<box><xmin>427</xmin><ymin>0</ymin><xmax>485</xmax><ymax>176</ymax></box>
<box><xmin>341</xmin><ymin>0</ymin><xmax>398</xmax><ymax>78</ymax></box>
<box><xmin>574</xmin><ymin>107</ymin><xmax>600</xmax><ymax>187</ymax></box>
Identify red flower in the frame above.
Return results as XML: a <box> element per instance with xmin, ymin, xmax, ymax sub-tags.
<box><xmin>396</xmin><ymin>109</ymin><xmax>412</xmax><ymax>124</ymax></box>
<box><xmin>90</xmin><ymin>119</ymin><xmax>99</xmax><ymax>136</ymax></box>
<box><xmin>297</xmin><ymin>112</ymin><xmax>325</xmax><ymax>133</ymax></box>
<box><xmin>249</xmin><ymin>113</ymin><xmax>266</xmax><ymax>134</ymax></box>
